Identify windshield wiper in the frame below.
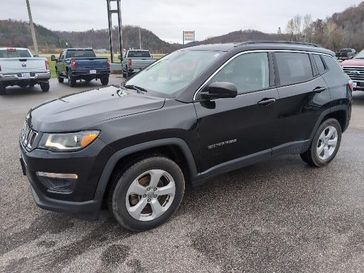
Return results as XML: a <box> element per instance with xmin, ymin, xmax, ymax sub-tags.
<box><xmin>124</xmin><ymin>84</ymin><xmax>148</xmax><ymax>93</ymax></box>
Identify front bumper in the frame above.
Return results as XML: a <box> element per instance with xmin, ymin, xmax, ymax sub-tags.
<box><xmin>0</xmin><ymin>71</ymin><xmax>51</xmax><ymax>82</ymax></box>
<box><xmin>19</xmin><ymin>138</ymin><xmax>111</xmax><ymax>218</ymax></box>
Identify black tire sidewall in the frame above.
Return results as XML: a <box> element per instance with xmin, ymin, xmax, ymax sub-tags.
<box><xmin>310</xmin><ymin>118</ymin><xmax>342</xmax><ymax>167</ymax></box>
<box><xmin>111</xmin><ymin>157</ymin><xmax>185</xmax><ymax>231</ymax></box>
<box><xmin>40</xmin><ymin>82</ymin><xmax>50</xmax><ymax>92</ymax></box>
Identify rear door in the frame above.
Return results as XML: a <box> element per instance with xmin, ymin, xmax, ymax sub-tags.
<box><xmin>273</xmin><ymin>51</ymin><xmax>330</xmax><ymax>151</ymax></box>
<box><xmin>194</xmin><ymin>52</ymin><xmax>280</xmax><ymax>172</ymax></box>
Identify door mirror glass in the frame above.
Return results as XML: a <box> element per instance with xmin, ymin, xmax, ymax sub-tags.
<box><xmin>200</xmin><ymin>82</ymin><xmax>237</xmax><ymax>100</ymax></box>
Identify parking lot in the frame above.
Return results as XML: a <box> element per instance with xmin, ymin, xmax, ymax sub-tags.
<box><xmin>0</xmin><ymin>77</ymin><xmax>363</xmax><ymax>273</ymax></box>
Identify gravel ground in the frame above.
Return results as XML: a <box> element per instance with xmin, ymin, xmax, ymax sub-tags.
<box><xmin>0</xmin><ymin>79</ymin><xmax>363</xmax><ymax>273</ymax></box>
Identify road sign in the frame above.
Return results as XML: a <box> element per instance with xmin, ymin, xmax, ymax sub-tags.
<box><xmin>183</xmin><ymin>31</ymin><xmax>195</xmax><ymax>45</ymax></box>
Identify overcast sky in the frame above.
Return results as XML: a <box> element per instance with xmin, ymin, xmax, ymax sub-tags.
<box><xmin>1</xmin><ymin>0</ymin><xmax>362</xmax><ymax>43</ymax></box>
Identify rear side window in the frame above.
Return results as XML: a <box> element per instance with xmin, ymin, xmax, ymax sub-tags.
<box><xmin>211</xmin><ymin>52</ymin><xmax>270</xmax><ymax>94</ymax></box>
<box><xmin>312</xmin><ymin>54</ymin><xmax>326</xmax><ymax>75</ymax></box>
<box><xmin>322</xmin><ymin>55</ymin><xmax>345</xmax><ymax>74</ymax></box>
<box><xmin>275</xmin><ymin>52</ymin><xmax>313</xmax><ymax>86</ymax></box>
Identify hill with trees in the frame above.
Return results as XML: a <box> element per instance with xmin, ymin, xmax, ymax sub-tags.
<box><xmin>286</xmin><ymin>1</ymin><xmax>364</xmax><ymax>51</ymax></box>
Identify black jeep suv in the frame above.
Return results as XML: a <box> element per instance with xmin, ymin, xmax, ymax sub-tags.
<box><xmin>20</xmin><ymin>42</ymin><xmax>352</xmax><ymax>231</ymax></box>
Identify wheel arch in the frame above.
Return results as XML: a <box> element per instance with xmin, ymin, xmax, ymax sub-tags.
<box><xmin>93</xmin><ymin>138</ymin><xmax>198</xmax><ymax>208</ymax></box>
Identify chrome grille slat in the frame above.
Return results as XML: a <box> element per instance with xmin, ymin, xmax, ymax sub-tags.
<box><xmin>343</xmin><ymin>67</ymin><xmax>364</xmax><ymax>81</ymax></box>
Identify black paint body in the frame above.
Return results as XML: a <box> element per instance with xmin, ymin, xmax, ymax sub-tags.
<box><xmin>19</xmin><ymin>43</ymin><xmax>352</xmax><ymax>217</ymax></box>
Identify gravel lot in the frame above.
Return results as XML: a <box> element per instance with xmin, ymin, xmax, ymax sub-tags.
<box><xmin>0</xmin><ymin>77</ymin><xmax>363</xmax><ymax>273</ymax></box>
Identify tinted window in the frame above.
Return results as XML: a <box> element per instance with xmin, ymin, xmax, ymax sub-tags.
<box><xmin>276</xmin><ymin>53</ymin><xmax>313</xmax><ymax>85</ymax></box>
<box><xmin>127</xmin><ymin>51</ymin><xmax>151</xmax><ymax>58</ymax></box>
<box><xmin>313</xmin><ymin>54</ymin><xmax>326</xmax><ymax>75</ymax></box>
<box><xmin>211</xmin><ymin>52</ymin><xmax>270</xmax><ymax>94</ymax></box>
<box><xmin>322</xmin><ymin>55</ymin><xmax>345</xmax><ymax>74</ymax></box>
<box><xmin>0</xmin><ymin>49</ymin><xmax>31</xmax><ymax>58</ymax></box>
<box><xmin>66</xmin><ymin>50</ymin><xmax>96</xmax><ymax>58</ymax></box>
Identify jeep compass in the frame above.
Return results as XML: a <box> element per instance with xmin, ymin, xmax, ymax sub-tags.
<box><xmin>19</xmin><ymin>42</ymin><xmax>352</xmax><ymax>231</ymax></box>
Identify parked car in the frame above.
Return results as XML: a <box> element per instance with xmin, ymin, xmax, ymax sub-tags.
<box><xmin>0</xmin><ymin>47</ymin><xmax>50</xmax><ymax>95</ymax></box>
<box><xmin>336</xmin><ymin>48</ymin><xmax>357</xmax><ymax>61</ymax></box>
<box><xmin>341</xmin><ymin>49</ymin><xmax>364</xmax><ymax>91</ymax></box>
<box><xmin>122</xmin><ymin>49</ymin><xmax>155</xmax><ymax>78</ymax></box>
<box><xmin>20</xmin><ymin>42</ymin><xmax>352</xmax><ymax>231</ymax></box>
<box><xmin>51</xmin><ymin>48</ymin><xmax>110</xmax><ymax>87</ymax></box>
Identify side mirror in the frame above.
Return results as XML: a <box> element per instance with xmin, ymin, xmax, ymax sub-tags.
<box><xmin>50</xmin><ymin>55</ymin><xmax>57</xmax><ymax>62</ymax></box>
<box><xmin>200</xmin><ymin>82</ymin><xmax>238</xmax><ymax>100</ymax></box>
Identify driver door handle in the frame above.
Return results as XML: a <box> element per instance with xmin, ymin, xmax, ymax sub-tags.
<box><xmin>258</xmin><ymin>98</ymin><xmax>276</xmax><ymax>106</ymax></box>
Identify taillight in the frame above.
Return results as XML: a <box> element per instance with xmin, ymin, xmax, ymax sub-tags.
<box><xmin>45</xmin><ymin>60</ymin><xmax>49</xmax><ymax>70</ymax></box>
<box><xmin>348</xmin><ymin>80</ymin><xmax>354</xmax><ymax>92</ymax></box>
<box><xmin>128</xmin><ymin>58</ymin><xmax>132</xmax><ymax>67</ymax></box>
<box><xmin>70</xmin><ymin>59</ymin><xmax>77</xmax><ymax>70</ymax></box>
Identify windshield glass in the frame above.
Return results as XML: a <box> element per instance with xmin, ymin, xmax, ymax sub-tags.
<box><xmin>125</xmin><ymin>50</ymin><xmax>223</xmax><ymax>96</ymax></box>
<box><xmin>0</xmin><ymin>49</ymin><xmax>31</xmax><ymax>58</ymax></box>
<box><xmin>355</xmin><ymin>50</ymin><xmax>364</xmax><ymax>59</ymax></box>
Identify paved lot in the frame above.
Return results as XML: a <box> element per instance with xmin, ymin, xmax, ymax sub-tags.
<box><xmin>0</xmin><ymin>79</ymin><xmax>363</xmax><ymax>273</ymax></box>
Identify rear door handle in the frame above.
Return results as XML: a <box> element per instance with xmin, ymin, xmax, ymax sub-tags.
<box><xmin>258</xmin><ymin>98</ymin><xmax>276</xmax><ymax>106</ymax></box>
<box><xmin>313</xmin><ymin>86</ymin><xmax>326</xmax><ymax>93</ymax></box>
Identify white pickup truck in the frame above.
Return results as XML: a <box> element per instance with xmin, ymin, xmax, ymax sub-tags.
<box><xmin>0</xmin><ymin>48</ymin><xmax>51</xmax><ymax>95</ymax></box>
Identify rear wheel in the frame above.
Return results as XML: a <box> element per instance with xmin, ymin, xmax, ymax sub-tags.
<box><xmin>0</xmin><ymin>83</ymin><xmax>6</xmax><ymax>95</ymax></box>
<box><xmin>40</xmin><ymin>82</ymin><xmax>50</xmax><ymax>92</ymax></box>
<box><xmin>68</xmin><ymin>74</ymin><xmax>76</xmax><ymax>87</ymax></box>
<box><xmin>101</xmin><ymin>76</ymin><xmax>109</xmax><ymax>86</ymax></box>
<box><xmin>57</xmin><ymin>74</ymin><xmax>64</xmax><ymax>83</ymax></box>
<box><xmin>108</xmin><ymin>156</ymin><xmax>185</xmax><ymax>231</ymax></box>
<box><xmin>300</xmin><ymin>118</ymin><xmax>342</xmax><ymax>167</ymax></box>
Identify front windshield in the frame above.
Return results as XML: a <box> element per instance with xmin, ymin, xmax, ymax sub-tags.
<box><xmin>125</xmin><ymin>50</ymin><xmax>223</xmax><ymax>96</ymax></box>
<box><xmin>355</xmin><ymin>50</ymin><xmax>364</xmax><ymax>59</ymax></box>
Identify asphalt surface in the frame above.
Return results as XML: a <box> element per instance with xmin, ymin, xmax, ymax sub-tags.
<box><xmin>0</xmin><ymin>78</ymin><xmax>363</xmax><ymax>273</ymax></box>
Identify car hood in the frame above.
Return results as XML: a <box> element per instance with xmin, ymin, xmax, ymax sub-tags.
<box><xmin>341</xmin><ymin>59</ymin><xmax>364</xmax><ymax>67</ymax></box>
<box><xmin>29</xmin><ymin>86</ymin><xmax>165</xmax><ymax>132</ymax></box>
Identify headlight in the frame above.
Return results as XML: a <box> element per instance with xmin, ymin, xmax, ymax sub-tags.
<box><xmin>39</xmin><ymin>131</ymin><xmax>100</xmax><ymax>152</ymax></box>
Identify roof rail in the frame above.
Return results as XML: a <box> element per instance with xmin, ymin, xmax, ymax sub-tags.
<box><xmin>238</xmin><ymin>40</ymin><xmax>321</xmax><ymax>48</ymax></box>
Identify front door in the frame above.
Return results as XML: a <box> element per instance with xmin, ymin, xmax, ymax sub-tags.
<box><xmin>194</xmin><ymin>52</ymin><xmax>280</xmax><ymax>172</ymax></box>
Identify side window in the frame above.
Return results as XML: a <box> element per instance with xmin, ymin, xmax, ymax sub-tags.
<box><xmin>275</xmin><ymin>52</ymin><xmax>313</xmax><ymax>86</ymax></box>
<box><xmin>312</xmin><ymin>54</ymin><xmax>326</xmax><ymax>75</ymax></box>
<box><xmin>211</xmin><ymin>52</ymin><xmax>270</xmax><ymax>94</ymax></box>
<box><xmin>59</xmin><ymin>51</ymin><xmax>65</xmax><ymax>60</ymax></box>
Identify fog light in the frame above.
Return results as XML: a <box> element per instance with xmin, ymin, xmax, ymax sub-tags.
<box><xmin>36</xmin><ymin>172</ymin><xmax>78</xmax><ymax>194</ymax></box>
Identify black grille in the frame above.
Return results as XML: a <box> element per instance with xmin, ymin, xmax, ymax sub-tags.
<box><xmin>343</xmin><ymin>67</ymin><xmax>364</xmax><ymax>81</ymax></box>
<box><xmin>21</xmin><ymin>123</ymin><xmax>38</xmax><ymax>151</ymax></box>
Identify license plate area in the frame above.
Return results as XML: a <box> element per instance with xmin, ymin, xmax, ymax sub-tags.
<box><xmin>22</xmin><ymin>73</ymin><xmax>31</xmax><ymax>78</ymax></box>
<box><xmin>90</xmin><ymin>70</ymin><xmax>97</xmax><ymax>74</ymax></box>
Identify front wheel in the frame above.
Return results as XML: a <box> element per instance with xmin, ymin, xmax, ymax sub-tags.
<box><xmin>300</xmin><ymin>118</ymin><xmax>342</xmax><ymax>167</ymax></box>
<box><xmin>40</xmin><ymin>82</ymin><xmax>50</xmax><ymax>92</ymax></box>
<box><xmin>68</xmin><ymin>74</ymin><xmax>76</xmax><ymax>87</ymax></box>
<box><xmin>108</xmin><ymin>157</ymin><xmax>185</xmax><ymax>232</ymax></box>
<box><xmin>101</xmin><ymin>76</ymin><xmax>109</xmax><ymax>86</ymax></box>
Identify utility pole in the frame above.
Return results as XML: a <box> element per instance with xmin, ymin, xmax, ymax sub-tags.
<box><xmin>25</xmin><ymin>0</ymin><xmax>39</xmax><ymax>55</ymax></box>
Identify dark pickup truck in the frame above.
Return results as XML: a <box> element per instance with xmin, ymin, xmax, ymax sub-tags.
<box><xmin>51</xmin><ymin>48</ymin><xmax>110</xmax><ymax>87</ymax></box>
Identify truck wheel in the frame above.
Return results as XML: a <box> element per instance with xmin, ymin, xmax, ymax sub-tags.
<box><xmin>58</xmin><ymin>75</ymin><xmax>64</xmax><ymax>83</ymax></box>
<box><xmin>40</xmin><ymin>82</ymin><xmax>50</xmax><ymax>92</ymax></box>
<box><xmin>68</xmin><ymin>74</ymin><xmax>76</xmax><ymax>87</ymax></box>
<box><xmin>101</xmin><ymin>76</ymin><xmax>109</xmax><ymax>86</ymax></box>
<box><xmin>0</xmin><ymin>84</ymin><xmax>6</xmax><ymax>95</ymax></box>
<box><xmin>300</xmin><ymin>118</ymin><xmax>342</xmax><ymax>167</ymax></box>
<box><xmin>108</xmin><ymin>156</ymin><xmax>185</xmax><ymax>232</ymax></box>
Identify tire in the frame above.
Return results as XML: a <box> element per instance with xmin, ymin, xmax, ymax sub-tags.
<box><xmin>300</xmin><ymin>118</ymin><xmax>342</xmax><ymax>167</ymax></box>
<box><xmin>68</xmin><ymin>74</ymin><xmax>76</xmax><ymax>87</ymax></box>
<box><xmin>40</xmin><ymin>82</ymin><xmax>50</xmax><ymax>92</ymax></box>
<box><xmin>108</xmin><ymin>156</ymin><xmax>185</xmax><ymax>232</ymax></box>
<box><xmin>0</xmin><ymin>84</ymin><xmax>6</xmax><ymax>95</ymax></box>
<box><xmin>101</xmin><ymin>76</ymin><xmax>109</xmax><ymax>86</ymax></box>
<box><xmin>58</xmin><ymin>75</ymin><xmax>64</xmax><ymax>83</ymax></box>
